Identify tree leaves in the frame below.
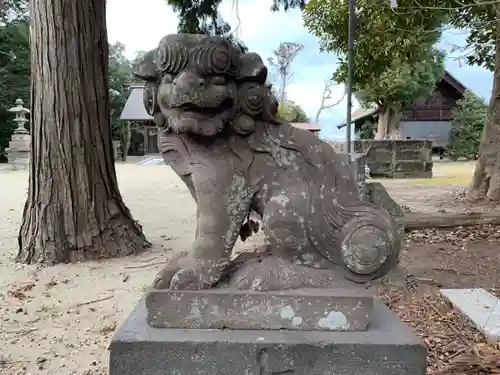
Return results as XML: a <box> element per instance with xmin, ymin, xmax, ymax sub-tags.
<box><xmin>303</xmin><ymin>0</ymin><xmax>448</xmax><ymax>110</ymax></box>
<box><xmin>356</xmin><ymin>50</ymin><xmax>445</xmax><ymax>108</ymax></box>
<box><xmin>445</xmin><ymin>0</ymin><xmax>496</xmax><ymax>71</ymax></box>
<box><xmin>277</xmin><ymin>100</ymin><xmax>310</xmax><ymax>122</ymax></box>
<box><xmin>0</xmin><ymin>18</ymin><xmax>141</xmax><ymax>161</ymax></box>
<box><xmin>108</xmin><ymin>42</ymin><xmax>134</xmax><ymax>140</ymax></box>
<box><xmin>165</xmin><ymin>0</ymin><xmax>248</xmax><ymax>53</ymax></box>
<box><xmin>0</xmin><ymin>0</ymin><xmax>27</xmax><ymax>25</ymax></box>
<box><xmin>267</xmin><ymin>42</ymin><xmax>304</xmax><ymax>104</ymax></box>
<box><xmin>0</xmin><ymin>19</ymin><xmax>29</xmax><ymax>162</ymax></box>
<box><xmin>447</xmin><ymin>91</ymin><xmax>486</xmax><ymax>160</ymax></box>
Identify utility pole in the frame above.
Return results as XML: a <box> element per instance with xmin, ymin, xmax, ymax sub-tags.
<box><xmin>345</xmin><ymin>0</ymin><xmax>397</xmax><ymax>153</ymax></box>
<box><xmin>345</xmin><ymin>0</ymin><xmax>356</xmax><ymax>153</ymax></box>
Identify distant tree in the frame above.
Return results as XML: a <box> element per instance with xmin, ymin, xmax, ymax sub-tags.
<box><xmin>277</xmin><ymin>100</ymin><xmax>309</xmax><ymax>122</ymax></box>
<box><xmin>108</xmin><ymin>42</ymin><xmax>137</xmax><ymax>160</ymax></box>
<box><xmin>303</xmin><ymin>0</ymin><xmax>448</xmax><ymax>140</ymax></box>
<box><xmin>197</xmin><ymin>17</ymin><xmax>248</xmax><ymax>54</ymax></box>
<box><xmin>315</xmin><ymin>78</ymin><xmax>344</xmax><ymax>123</ymax></box>
<box><xmin>446</xmin><ymin>2</ymin><xmax>500</xmax><ymax>199</ymax></box>
<box><xmin>165</xmin><ymin>0</ymin><xmax>247</xmax><ymax>53</ymax></box>
<box><xmin>0</xmin><ymin>13</ymin><xmax>137</xmax><ymax>163</ymax></box>
<box><xmin>108</xmin><ymin>42</ymin><xmax>133</xmax><ymax>137</ymax></box>
<box><xmin>0</xmin><ymin>0</ymin><xmax>28</xmax><ymax>24</ymax></box>
<box><xmin>355</xmin><ymin>52</ymin><xmax>445</xmax><ymax>139</ymax></box>
<box><xmin>448</xmin><ymin>3</ymin><xmax>495</xmax><ymax>71</ymax></box>
<box><xmin>356</xmin><ymin>121</ymin><xmax>375</xmax><ymax>140</ymax></box>
<box><xmin>447</xmin><ymin>91</ymin><xmax>486</xmax><ymax>161</ymax></box>
<box><xmin>163</xmin><ymin>0</ymin><xmax>305</xmax><ymax>51</ymax></box>
<box><xmin>267</xmin><ymin>42</ymin><xmax>304</xmax><ymax>104</ymax></box>
<box><xmin>0</xmin><ymin>18</ymin><xmax>29</xmax><ymax>162</ymax></box>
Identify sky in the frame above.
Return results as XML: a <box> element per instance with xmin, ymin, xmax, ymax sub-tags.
<box><xmin>106</xmin><ymin>0</ymin><xmax>493</xmax><ymax>141</ymax></box>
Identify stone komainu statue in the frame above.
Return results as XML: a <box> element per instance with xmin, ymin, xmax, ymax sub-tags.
<box><xmin>134</xmin><ymin>34</ymin><xmax>401</xmax><ymax>291</ymax></box>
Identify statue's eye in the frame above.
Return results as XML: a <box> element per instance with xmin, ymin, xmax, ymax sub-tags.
<box><xmin>210</xmin><ymin>76</ymin><xmax>226</xmax><ymax>85</ymax></box>
<box><xmin>162</xmin><ymin>74</ymin><xmax>174</xmax><ymax>84</ymax></box>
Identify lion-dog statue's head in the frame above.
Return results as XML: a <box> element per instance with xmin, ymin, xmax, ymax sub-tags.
<box><xmin>133</xmin><ymin>34</ymin><xmax>279</xmax><ymax>137</ymax></box>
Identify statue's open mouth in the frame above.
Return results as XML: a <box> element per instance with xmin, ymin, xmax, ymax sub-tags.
<box><xmin>171</xmin><ymin>98</ymin><xmax>234</xmax><ymax>115</ymax></box>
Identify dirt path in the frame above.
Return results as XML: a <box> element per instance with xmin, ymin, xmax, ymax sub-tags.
<box><xmin>0</xmin><ymin>161</ymin><xmax>497</xmax><ymax>375</ymax></box>
<box><xmin>0</xmin><ymin>164</ymin><xmax>263</xmax><ymax>375</ymax></box>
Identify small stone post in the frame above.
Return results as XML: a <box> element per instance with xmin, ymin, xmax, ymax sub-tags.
<box><xmin>6</xmin><ymin>99</ymin><xmax>31</xmax><ymax>170</ymax></box>
<box><xmin>337</xmin><ymin>152</ymin><xmax>370</xmax><ymax>201</ymax></box>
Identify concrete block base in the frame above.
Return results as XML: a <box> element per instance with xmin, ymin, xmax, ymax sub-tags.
<box><xmin>146</xmin><ymin>288</ymin><xmax>373</xmax><ymax>331</ymax></box>
<box><xmin>109</xmin><ymin>297</ymin><xmax>426</xmax><ymax>375</ymax></box>
<box><xmin>441</xmin><ymin>288</ymin><xmax>500</xmax><ymax>344</ymax></box>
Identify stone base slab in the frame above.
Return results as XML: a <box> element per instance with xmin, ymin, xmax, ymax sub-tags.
<box><xmin>146</xmin><ymin>288</ymin><xmax>373</xmax><ymax>331</ymax></box>
<box><xmin>441</xmin><ymin>288</ymin><xmax>500</xmax><ymax>344</ymax></box>
<box><xmin>109</xmin><ymin>297</ymin><xmax>426</xmax><ymax>375</ymax></box>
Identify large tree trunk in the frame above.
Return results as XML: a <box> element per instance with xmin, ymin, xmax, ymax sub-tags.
<box><xmin>375</xmin><ymin>107</ymin><xmax>388</xmax><ymax>139</ymax></box>
<box><xmin>375</xmin><ymin>105</ymin><xmax>402</xmax><ymax>140</ymax></box>
<box><xmin>18</xmin><ymin>0</ymin><xmax>151</xmax><ymax>264</ymax></box>
<box><xmin>467</xmin><ymin>5</ymin><xmax>500</xmax><ymax>201</ymax></box>
<box><xmin>387</xmin><ymin>110</ymin><xmax>402</xmax><ymax>139</ymax></box>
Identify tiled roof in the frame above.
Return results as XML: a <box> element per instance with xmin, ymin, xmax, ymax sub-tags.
<box><xmin>337</xmin><ymin>103</ymin><xmax>378</xmax><ymax>129</ymax></box>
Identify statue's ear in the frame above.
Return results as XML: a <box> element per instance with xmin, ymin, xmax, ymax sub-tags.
<box><xmin>143</xmin><ymin>81</ymin><xmax>158</xmax><ymax>116</ymax></box>
<box><xmin>143</xmin><ymin>81</ymin><xmax>167</xmax><ymax>128</ymax></box>
<box><xmin>133</xmin><ymin>49</ymin><xmax>158</xmax><ymax>82</ymax></box>
<box><xmin>237</xmin><ymin>53</ymin><xmax>267</xmax><ymax>84</ymax></box>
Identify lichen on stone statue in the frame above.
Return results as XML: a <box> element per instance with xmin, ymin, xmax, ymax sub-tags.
<box><xmin>134</xmin><ymin>33</ymin><xmax>402</xmax><ymax>291</ymax></box>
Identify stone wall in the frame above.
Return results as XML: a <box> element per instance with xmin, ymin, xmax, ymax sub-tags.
<box><xmin>337</xmin><ymin>152</ymin><xmax>405</xmax><ymax>234</ymax></box>
<box><xmin>326</xmin><ymin>140</ymin><xmax>347</xmax><ymax>153</ymax></box>
<box><xmin>354</xmin><ymin>140</ymin><xmax>433</xmax><ymax>179</ymax></box>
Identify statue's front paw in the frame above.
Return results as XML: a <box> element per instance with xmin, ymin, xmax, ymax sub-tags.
<box><xmin>153</xmin><ymin>261</ymin><xmax>210</xmax><ymax>290</ymax></box>
<box><xmin>153</xmin><ymin>265</ymin><xmax>178</xmax><ymax>289</ymax></box>
<box><xmin>170</xmin><ymin>267</ymin><xmax>207</xmax><ymax>289</ymax></box>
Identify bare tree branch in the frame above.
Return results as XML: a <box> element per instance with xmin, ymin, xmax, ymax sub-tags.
<box><xmin>315</xmin><ymin>78</ymin><xmax>345</xmax><ymax>123</ymax></box>
<box><xmin>267</xmin><ymin>42</ymin><xmax>304</xmax><ymax>104</ymax></box>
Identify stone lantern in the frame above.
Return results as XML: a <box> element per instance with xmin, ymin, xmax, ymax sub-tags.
<box><xmin>6</xmin><ymin>98</ymin><xmax>31</xmax><ymax>170</ymax></box>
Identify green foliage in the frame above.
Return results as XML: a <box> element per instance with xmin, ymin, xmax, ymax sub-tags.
<box><xmin>303</xmin><ymin>0</ymin><xmax>449</xmax><ymax>116</ymax></box>
<box><xmin>449</xmin><ymin>2</ymin><xmax>495</xmax><ymax>71</ymax></box>
<box><xmin>0</xmin><ymin>19</ymin><xmax>29</xmax><ymax>162</ymax></box>
<box><xmin>277</xmin><ymin>100</ymin><xmax>309</xmax><ymax>122</ymax></box>
<box><xmin>447</xmin><ymin>90</ymin><xmax>486</xmax><ymax>160</ymax></box>
<box><xmin>0</xmin><ymin>0</ymin><xmax>28</xmax><ymax>25</ymax></box>
<box><xmin>108</xmin><ymin>42</ymin><xmax>133</xmax><ymax>140</ymax></box>
<box><xmin>0</xmin><ymin>17</ymin><xmax>142</xmax><ymax>161</ymax></box>
<box><xmin>108</xmin><ymin>44</ymin><xmax>151</xmax><ymax>157</ymax></box>
<box><xmin>164</xmin><ymin>0</ymin><xmax>248</xmax><ymax>53</ymax></box>
<box><xmin>355</xmin><ymin>50</ymin><xmax>445</xmax><ymax>108</ymax></box>
<box><xmin>165</xmin><ymin>0</ymin><xmax>305</xmax><ymax>37</ymax></box>
<box><xmin>356</xmin><ymin>121</ymin><xmax>375</xmax><ymax>140</ymax></box>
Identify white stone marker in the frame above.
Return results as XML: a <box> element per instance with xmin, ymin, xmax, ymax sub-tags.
<box><xmin>441</xmin><ymin>288</ymin><xmax>500</xmax><ymax>344</ymax></box>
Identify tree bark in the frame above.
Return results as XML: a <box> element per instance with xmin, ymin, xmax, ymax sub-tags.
<box><xmin>467</xmin><ymin>4</ymin><xmax>500</xmax><ymax>200</ymax></box>
<box><xmin>121</xmin><ymin>121</ymin><xmax>131</xmax><ymax>162</ymax></box>
<box><xmin>18</xmin><ymin>0</ymin><xmax>151</xmax><ymax>264</ymax></box>
<box><xmin>375</xmin><ymin>105</ymin><xmax>402</xmax><ymax>140</ymax></box>
<box><xmin>400</xmin><ymin>211</ymin><xmax>500</xmax><ymax>230</ymax></box>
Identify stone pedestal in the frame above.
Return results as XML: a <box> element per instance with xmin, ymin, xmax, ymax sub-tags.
<box><xmin>7</xmin><ymin>132</ymin><xmax>30</xmax><ymax>170</ymax></box>
<box><xmin>146</xmin><ymin>288</ymin><xmax>373</xmax><ymax>331</ymax></box>
<box><xmin>6</xmin><ymin>99</ymin><xmax>30</xmax><ymax>170</ymax></box>
<box><xmin>109</xmin><ymin>290</ymin><xmax>426</xmax><ymax>375</ymax></box>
